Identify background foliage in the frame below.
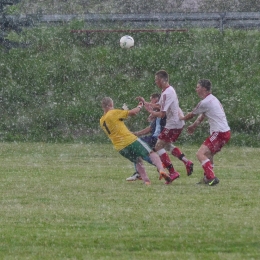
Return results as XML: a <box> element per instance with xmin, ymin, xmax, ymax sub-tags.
<box><xmin>1</xmin><ymin>24</ymin><xmax>260</xmax><ymax>145</ymax></box>
<box><xmin>11</xmin><ymin>0</ymin><xmax>260</xmax><ymax>14</ymax></box>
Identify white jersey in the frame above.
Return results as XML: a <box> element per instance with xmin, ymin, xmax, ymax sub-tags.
<box><xmin>159</xmin><ymin>86</ymin><xmax>185</xmax><ymax>129</ymax></box>
<box><xmin>192</xmin><ymin>93</ymin><xmax>230</xmax><ymax>134</ymax></box>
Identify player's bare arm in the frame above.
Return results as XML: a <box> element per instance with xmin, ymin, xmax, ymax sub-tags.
<box><xmin>179</xmin><ymin>112</ymin><xmax>195</xmax><ymax>121</ymax></box>
<box><xmin>135</xmin><ymin>96</ymin><xmax>159</xmax><ymax>113</ymax></box>
<box><xmin>187</xmin><ymin>114</ymin><xmax>205</xmax><ymax>134</ymax></box>
<box><xmin>150</xmin><ymin>110</ymin><xmax>166</xmax><ymax>119</ymax></box>
<box><xmin>133</xmin><ymin>126</ymin><xmax>152</xmax><ymax>136</ymax></box>
<box><xmin>128</xmin><ymin>102</ymin><xmax>144</xmax><ymax>116</ymax></box>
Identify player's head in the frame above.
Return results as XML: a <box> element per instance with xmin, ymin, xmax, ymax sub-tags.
<box><xmin>150</xmin><ymin>93</ymin><xmax>161</xmax><ymax>103</ymax></box>
<box><xmin>155</xmin><ymin>70</ymin><xmax>169</xmax><ymax>88</ymax></box>
<box><xmin>101</xmin><ymin>97</ymin><xmax>113</xmax><ymax>110</ymax></box>
<box><xmin>197</xmin><ymin>79</ymin><xmax>212</xmax><ymax>92</ymax></box>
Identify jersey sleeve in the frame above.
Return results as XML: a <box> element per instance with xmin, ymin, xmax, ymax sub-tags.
<box><xmin>160</xmin><ymin>92</ymin><xmax>173</xmax><ymax>112</ymax></box>
<box><xmin>116</xmin><ymin>109</ymin><xmax>129</xmax><ymax>120</ymax></box>
<box><xmin>192</xmin><ymin>101</ymin><xmax>205</xmax><ymax>115</ymax></box>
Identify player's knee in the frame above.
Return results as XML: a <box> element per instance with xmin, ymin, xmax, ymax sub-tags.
<box><xmin>136</xmin><ymin>157</ymin><xmax>143</xmax><ymax>164</ymax></box>
<box><xmin>196</xmin><ymin>150</ymin><xmax>204</xmax><ymax>161</ymax></box>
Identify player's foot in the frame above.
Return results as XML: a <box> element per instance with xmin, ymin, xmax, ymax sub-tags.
<box><xmin>196</xmin><ymin>176</ymin><xmax>219</xmax><ymax>186</ymax></box>
<box><xmin>159</xmin><ymin>170</ymin><xmax>171</xmax><ymax>183</ymax></box>
<box><xmin>165</xmin><ymin>171</ymin><xmax>180</xmax><ymax>184</ymax></box>
<box><xmin>208</xmin><ymin>177</ymin><xmax>219</xmax><ymax>186</ymax></box>
<box><xmin>126</xmin><ymin>172</ymin><xmax>142</xmax><ymax>181</ymax></box>
<box><xmin>185</xmin><ymin>160</ymin><xmax>194</xmax><ymax>176</ymax></box>
<box><xmin>144</xmin><ymin>181</ymin><xmax>151</xmax><ymax>185</ymax></box>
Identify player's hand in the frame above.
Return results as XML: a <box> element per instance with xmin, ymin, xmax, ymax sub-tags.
<box><xmin>144</xmin><ymin>102</ymin><xmax>153</xmax><ymax>113</ymax></box>
<box><xmin>136</xmin><ymin>96</ymin><xmax>145</xmax><ymax>103</ymax></box>
<box><xmin>122</xmin><ymin>103</ymin><xmax>129</xmax><ymax>110</ymax></box>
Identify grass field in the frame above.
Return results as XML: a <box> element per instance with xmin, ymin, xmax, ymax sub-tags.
<box><xmin>0</xmin><ymin>142</ymin><xmax>259</xmax><ymax>259</ymax></box>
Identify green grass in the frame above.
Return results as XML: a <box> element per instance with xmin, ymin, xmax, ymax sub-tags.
<box><xmin>0</xmin><ymin>142</ymin><xmax>259</xmax><ymax>259</ymax></box>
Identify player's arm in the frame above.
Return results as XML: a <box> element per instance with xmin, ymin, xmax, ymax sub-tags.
<box><xmin>187</xmin><ymin>114</ymin><xmax>205</xmax><ymax>135</ymax></box>
<box><xmin>136</xmin><ymin>96</ymin><xmax>160</xmax><ymax>113</ymax></box>
<box><xmin>133</xmin><ymin>126</ymin><xmax>152</xmax><ymax>136</ymax></box>
<box><xmin>150</xmin><ymin>110</ymin><xmax>166</xmax><ymax>119</ymax></box>
<box><xmin>128</xmin><ymin>102</ymin><xmax>144</xmax><ymax>116</ymax></box>
<box><xmin>179</xmin><ymin>111</ymin><xmax>195</xmax><ymax>121</ymax></box>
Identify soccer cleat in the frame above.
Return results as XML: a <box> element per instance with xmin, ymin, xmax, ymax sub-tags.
<box><xmin>126</xmin><ymin>172</ymin><xmax>142</xmax><ymax>181</ymax></box>
<box><xmin>208</xmin><ymin>177</ymin><xmax>219</xmax><ymax>186</ymax></box>
<box><xmin>159</xmin><ymin>170</ymin><xmax>171</xmax><ymax>183</ymax></box>
<box><xmin>196</xmin><ymin>176</ymin><xmax>219</xmax><ymax>186</ymax></box>
<box><xmin>144</xmin><ymin>181</ymin><xmax>151</xmax><ymax>185</ymax></box>
<box><xmin>165</xmin><ymin>171</ymin><xmax>180</xmax><ymax>184</ymax></box>
<box><xmin>185</xmin><ymin>160</ymin><xmax>194</xmax><ymax>176</ymax></box>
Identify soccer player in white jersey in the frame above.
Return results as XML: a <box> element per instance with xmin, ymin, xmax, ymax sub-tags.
<box><xmin>179</xmin><ymin>79</ymin><xmax>231</xmax><ymax>186</ymax></box>
<box><xmin>137</xmin><ymin>70</ymin><xmax>194</xmax><ymax>184</ymax></box>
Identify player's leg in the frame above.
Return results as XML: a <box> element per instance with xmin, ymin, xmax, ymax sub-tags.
<box><xmin>140</xmin><ymin>136</ymin><xmax>157</xmax><ymax>165</ymax></box>
<box><xmin>119</xmin><ymin>142</ymin><xmax>150</xmax><ymax>184</ymax></box>
<box><xmin>165</xmin><ymin>143</ymin><xmax>194</xmax><ymax>176</ymax></box>
<box><xmin>135</xmin><ymin>138</ymin><xmax>170</xmax><ymax>182</ymax></box>
<box><xmin>135</xmin><ymin>157</ymin><xmax>151</xmax><ymax>185</ymax></box>
<box><xmin>196</xmin><ymin>144</ymin><xmax>215</xmax><ymax>178</ymax></box>
<box><xmin>154</xmin><ymin>138</ymin><xmax>179</xmax><ymax>184</ymax></box>
<box><xmin>197</xmin><ymin>131</ymin><xmax>230</xmax><ymax>185</ymax></box>
<box><xmin>126</xmin><ymin>136</ymin><xmax>156</xmax><ymax>181</ymax></box>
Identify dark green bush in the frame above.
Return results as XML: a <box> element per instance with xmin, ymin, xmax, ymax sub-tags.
<box><xmin>1</xmin><ymin>25</ymin><xmax>260</xmax><ymax>146</ymax></box>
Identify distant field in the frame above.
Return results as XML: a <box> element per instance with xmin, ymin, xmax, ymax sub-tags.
<box><xmin>0</xmin><ymin>142</ymin><xmax>259</xmax><ymax>259</ymax></box>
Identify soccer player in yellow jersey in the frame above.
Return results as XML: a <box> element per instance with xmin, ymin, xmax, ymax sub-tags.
<box><xmin>100</xmin><ymin>97</ymin><xmax>171</xmax><ymax>185</ymax></box>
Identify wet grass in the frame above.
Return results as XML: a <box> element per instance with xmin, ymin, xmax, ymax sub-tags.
<box><xmin>0</xmin><ymin>142</ymin><xmax>259</xmax><ymax>259</ymax></box>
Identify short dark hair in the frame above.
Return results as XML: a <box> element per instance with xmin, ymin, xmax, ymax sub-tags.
<box><xmin>198</xmin><ymin>79</ymin><xmax>212</xmax><ymax>91</ymax></box>
<box><xmin>155</xmin><ymin>70</ymin><xmax>169</xmax><ymax>82</ymax></box>
<box><xmin>150</xmin><ymin>93</ymin><xmax>161</xmax><ymax>100</ymax></box>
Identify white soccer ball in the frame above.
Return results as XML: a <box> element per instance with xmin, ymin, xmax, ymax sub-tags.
<box><xmin>120</xmin><ymin>35</ymin><xmax>134</xmax><ymax>49</ymax></box>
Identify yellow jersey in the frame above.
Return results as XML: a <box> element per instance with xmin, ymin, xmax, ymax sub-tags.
<box><xmin>100</xmin><ymin>109</ymin><xmax>137</xmax><ymax>151</ymax></box>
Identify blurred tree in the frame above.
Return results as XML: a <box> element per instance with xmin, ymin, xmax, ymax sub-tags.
<box><xmin>239</xmin><ymin>0</ymin><xmax>260</xmax><ymax>11</ymax></box>
<box><xmin>0</xmin><ymin>0</ymin><xmax>32</xmax><ymax>50</ymax></box>
<box><xmin>9</xmin><ymin>0</ymin><xmax>260</xmax><ymax>14</ymax></box>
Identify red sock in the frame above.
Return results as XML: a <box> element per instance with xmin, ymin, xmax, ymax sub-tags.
<box><xmin>171</xmin><ymin>147</ymin><xmax>182</xmax><ymax>158</ymax></box>
<box><xmin>171</xmin><ymin>147</ymin><xmax>188</xmax><ymax>164</ymax></box>
<box><xmin>160</xmin><ymin>152</ymin><xmax>175</xmax><ymax>174</ymax></box>
<box><xmin>202</xmin><ymin>161</ymin><xmax>215</xmax><ymax>180</ymax></box>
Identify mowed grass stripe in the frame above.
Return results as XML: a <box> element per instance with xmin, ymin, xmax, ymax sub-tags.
<box><xmin>0</xmin><ymin>143</ymin><xmax>259</xmax><ymax>259</ymax></box>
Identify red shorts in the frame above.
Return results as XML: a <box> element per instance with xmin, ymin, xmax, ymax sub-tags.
<box><xmin>203</xmin><ymin>131</ymin><xmax>231</xmax><ymax>155</ymax></box>
<box><xmin>158</xmin><ymin>128</ymin><xmax>183</xmax><ymax>143</ymax></box>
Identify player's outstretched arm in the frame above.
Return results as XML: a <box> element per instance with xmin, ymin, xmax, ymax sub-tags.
<box><xmin>128</xmin><ymin>102</ymin><xmax>144</xmax><ymax>116</ymax></box>
<box><xmin>179</xmin><ymin>112</ymin><xmax>195</xmax><ymax>121</ymax></box>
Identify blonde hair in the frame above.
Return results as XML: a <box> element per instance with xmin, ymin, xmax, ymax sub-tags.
<box><xmin>101</xmin><ymin>97</ymin><xmax>113</xmax><ymax>109</ymax></box>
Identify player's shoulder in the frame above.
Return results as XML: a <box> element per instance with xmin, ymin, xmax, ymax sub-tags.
<box><xmin>168</xmin><ymin>85</ymin><xmax>176</xmax><ymax>91</ymax></box>
<box><xmin>204</xmin><ymin>94</ymin><xmax>219</xmax><ymax>103</ymax></box>
<box><xmin>163</xmin><ymin>86</ymin><xmax>176</xmax><ymax>96</ymax></box>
